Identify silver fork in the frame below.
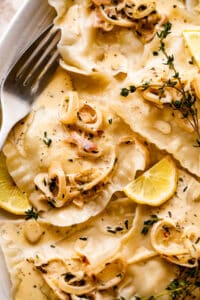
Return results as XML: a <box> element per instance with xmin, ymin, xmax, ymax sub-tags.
<box><xmin>0</xmin><ymin>26</ymin><xmax>61</xmax><ymax>149</ymax></box>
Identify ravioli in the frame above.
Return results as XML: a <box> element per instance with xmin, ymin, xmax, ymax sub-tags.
<box><xmin>0</xmin><ymin>197</ymin><xmax>137</xmax><ymax>299</ymax></box>
<box><xmin>3</xmin><ymin>68</ymin><xmax>148</xmax><ymax>226</ymax></box>
<box><xmin>49</xmin><ymin>0</ymin><xmax>164</xmax><ymax>77</ymax></box>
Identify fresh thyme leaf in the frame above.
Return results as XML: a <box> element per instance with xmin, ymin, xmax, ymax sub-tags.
<box><xmin>164</xmin><ymin>54</ymin><xmax>174</xmax><ymax>69</ymax></box>
<box><xmin>141</xmin><ymin>226</ymin><xmax>149</xmax><ymax>235</ymax></box>
<box><xmin>43</xmin><ymin>131</ymin><xmax>52</xmax><ymax>147</ymax></box>
<box><xmin>173</xmin><ymin>72</ymin><xmax>180</xmax><ymax>79</ymax></box>
<box><xmin>141</xmin><ymin>81</ymin><xmax>150</xmax><ymax>91</ymax></box>
<box><xmin>166</xmin><ymin>79</ymin><xmax>177</xmax><ymax>88</ymax></box>
<box><xmin>157</xmin><ymin>21</ymin><xmax>172</xmax><ymax>39</ymax></box>
<box><xmin>120</xmin><ymin>88</ymin><xmax>130</xmax><ymax>97</ymax></box>
<box><xmin>130</xmin><ymin>85</ymin><xmax>137</xmax><ymax>93</ymax></box>
<box><xmin>152</xmin><ymin>51</ymin><xmax>159</xmax><ymax>56</ymax></box>
<box><xmin>25</xmin><ymin>207</ymin><xmax>39</xmax><ymax>220</ymax></box>
<box><xmin>141</xmin><ymin>215</ymin><xmax>160</xmax><ymax>235</ymax></box>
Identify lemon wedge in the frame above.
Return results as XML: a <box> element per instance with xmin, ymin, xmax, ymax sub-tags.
<box><xmin>0</xmin><ymin>152</ymin><xmax>31</xmax><ymax>215</ymax></box>
<box><xmin>123</xmin><ymin>156</ymin><xmax>178</xmax><ymax>206</ymax></box>
<box><xmin>183</xmin><ymin>30</ymin><xmax>200</xmax><ymax>68</ymax></box>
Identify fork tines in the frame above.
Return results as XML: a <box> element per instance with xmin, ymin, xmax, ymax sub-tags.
<box><xmin>8</xmin><ymin>25</ymin><xmax>61</xmax><ymax>98</ymax></box>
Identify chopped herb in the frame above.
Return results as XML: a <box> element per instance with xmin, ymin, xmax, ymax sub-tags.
<box><xmin>195</xmin><ymin>237</ymin><xmax>200</xmax><ymax>244</ymax></box>
<box><xmin>141</xmin><ymin>226</ymin><xmax>149</xmax><ymax>235</ymax></box>
<box><xmin>25</xmin><ymin>207</ymin><xmax>39</xmax><ymax>220</ymax></box>
<box><xmin>141</xmin><ymin>81</ymin><xmax>150</xmax><ymax>91</ymax></box>
<box><xmin>129</xmin><ymin>85</ymin><xmax>137</xmax><ymax>93</ymax></box>
<box><xmin>152</xmin><ymin>51</ymin><xmax>159</xmax><ymax>56</ymax></box>
<box><xmin>188</xmin><ymin>57</ymin><xmax>194</xmax><ymax>65</ymax></box>
<box><xmin>108</xmin><ymin>118</ymin><xmax>113</xmax><ymax>124</ymax></box>
<box><xmin>36</xmin><ymin>264</ymin><xmax>48</xmax><ymax>274</ymax></box>
<box><xmin>120</xmin><ymin>88</ymin><xmax>130</xmax><ymax>97</ymax></box>
<box><xmin>115</xmin><ymin>226</ymin><xmax>124</xmax><ymax>232</ymax></box>
<box><xmin>107</xmin><ymin>229</ymin><xmax>116</xmax><ymax>234</ymax></box>
<box><xmin>183</xmin><ymin>186</ymin><xmax>188</xmax><ymax>192</ymax></box>
<box><xmin>43</xmin><ymin>131</ymin><xmax>52</xmax><ymax>147</ymax></box>
<box><xmin>124</xmin><ymin>219</ymin><xmax>129</xmax><ymax>229</ymax></box>
<box><xmin>79</xmin><ymin>237</ymin><xmax>88</xmax><ymax>241</ymax></box>
<box><xmin>141</xmin><ymin>215</ymin><xmax>160</xmax><ymax>235</ymax></box>
<box><xmin>106</xmin><ymin>226</ymin><xmax>116</xmax><ymax>234</ymax></box>
<box><xmin>168</xmin><ymin>211</ymin><xmax>172</xmax><ymax>218</ymax></box>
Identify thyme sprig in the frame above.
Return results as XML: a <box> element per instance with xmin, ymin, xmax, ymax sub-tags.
<box><xmin>120</xmin><ymin>21</ymin><xmax>200</xmax><ymax>146</ymax></box>
<box><xmin>157</xmin><ymin>22</ymin><xmax>200</xmax><ymax>145</ymax></box>
<box><xmin>135</xmin><ymin>263</ymin><xmax>200</xmax><ymax>300</ymax></box>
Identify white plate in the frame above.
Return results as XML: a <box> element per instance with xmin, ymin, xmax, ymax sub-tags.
<box><xmin>0</xmin><ymin>1</ymin><xmax>55</xmax><ymax>299</ymax></box>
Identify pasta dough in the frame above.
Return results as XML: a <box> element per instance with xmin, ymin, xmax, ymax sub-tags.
<box><xmin>3</xmin><ymin>68</ymin><xmax>148</xmax><ymax>226</ymax></box>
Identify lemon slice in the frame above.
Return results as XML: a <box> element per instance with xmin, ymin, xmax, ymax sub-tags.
<box><xmin>183</xmin><ymin>30</ymin><xmax>200</xmax><ymax>68</ymax></box>
<box><xmin>123</xmin><ymin>156</ymin><xmax>178</xmax><ymax>206</ymax></box>
<box><xmin>0</xmin><ymin>152</ymin><xmax>31</xmax><ymax>215</ymax></box>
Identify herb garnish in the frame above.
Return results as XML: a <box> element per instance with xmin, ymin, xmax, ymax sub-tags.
<box><xmin>79</xmin><ymin>237</ymin><xmax>88</xmax><ymax>241</ymax></box>
<box><xmin>43</xmin><ymin>131</ymin><xmax>52</xmax><ymax>147</ymax></box>
<box><xmin>121</xmin><ymin>22</ymin><xmax>200</xmax><ymax>146</ymax></box>
<box><xmin>141</xmin><ymin>215</ymin><xmax>160</xmax><ymax>235</ymax></box>
<box><xmin>36</xmin><ymin>263</ymin><xmax>48</xmax><ymax>274</ymax></box>
<box><xmin>120</xmin><ymin>87</ymin><xmax>130</xmax><ymax>97</ymax></box>
<box><xmin>25</xmin><ymin>207</ymin><xmax>39</xmax><ymax>220</ymax></box>
<box><xmin>124</xmin><ymin>219</ymin><xmax>129</xmax><ymax>229</ymax></box>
